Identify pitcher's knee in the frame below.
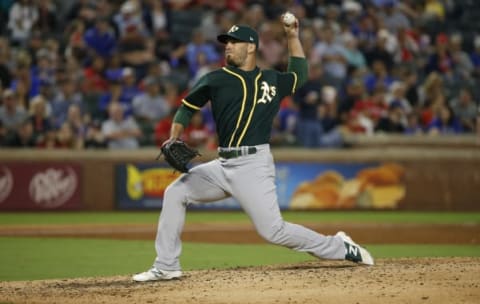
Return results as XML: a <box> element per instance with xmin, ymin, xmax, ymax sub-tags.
<box><xmin>258</xmin><ymin>221</ymin><xmax>287</xmax><ymax>245</ymax></box>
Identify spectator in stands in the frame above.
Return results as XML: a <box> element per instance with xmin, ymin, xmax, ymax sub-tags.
<box><xmin>183</xmin><ymin>29</ymin><xmax>220</xmax><ymax>77</ymax></box>
<box><xmin>183</xmin><ymin>111</ymin><xmax>212</xmax><ymax>149</ymax></box>
<box><xmin>470</xmin><ymin>36</ymin><xmax>480</xmax><ymax>78</ymax></box>
<box><xmin>119</xmin><ymin>67</ymin><xmax>142</xmax><ymax>106</ymax></box>
<box><xmin>132</xmin><ymin>76</ymin><xmax>170</xmax><ymax>123</ymax></box>
<box><xmin>418</xmin><ymin>71</ymin><xmax>445</xmax><ymax>114</ymax></box>
<box><xmin>425</xmin><ymin>33</ymin><xmax>453</xmax><ymax>75</ymax></box>
<box><xmin>450</xmin><ymin>87</ymin><xmax>478</xmax><ymax>132</ymax></box>
<box><xmin>312</xmin><ymin>25</ymin><xmax>348</xmax><ymax>84</ymax></box>
<box><xmin>420</xmin><ymin>91</ymin><xmax>445</xmax><ymax>128</ymax></box>
<box><xmin>316</xmin><ymin>86</ymin><xmax>345</xmax><ymax>148</ymax></box>
<box><xmin>365</xmin><ymin>29</ymin><xmax>395</xmax><ymax>72</ymax></box>
<box><xmin>258</xmin><ymin>22</ymin><xmax>283</xmax><ymax>69</ymax></box>
<box><xmin>115</xmin><ymin>2</ymin><xmax>154</xmax><ymax>70</ymax></box>
<box><xmin>395</xmin><ymin>28</ymin><xmax>419</xmax><ymax>65</ymax></box>
<box><xmin>7</xmin><ymin>0</ymin><xmax>38</xmax><ymax>46</ymax></box>
<box><xmin>35</xmin><ymin>0</ymin><xmax>57</xmax><ymax>34</ymax></box>
<box><xmin>99</xmin><ymin>80</ymin><xmax>129</xmax><ymax>117</ymax></box>
<box><xmin>65</xmin><ymin>104</ymin><xmax>87</xmax><ymax>142</ymax></box>
<box><xmin>66</xmin><ymin>0</ymin><xmax>97</xmax><ymax>26</ymax></box>
<box><xmin>84</xmin><ymin>16</ymin><xmax>117</xmax><ymax>58</ymax></box>
<box><xmin>423</xmin><ymin>0</ymin><xmax>446</xmax><ymax>22</ymax></box>
<box><xmin>0</xmin><ymin>37</ymin><xmax>12</xmax><ymax>88</ymax></box>
<box><xmin>114</xmin><ymin>1</ymin><xmax>148</xmax><ymax>39</ymax></box>
<box><xmin>0</xmin><ymin>89</ymin><xmax>28</xmax><ymax>133</ymax></box>
<box><xmin>241</xmin><ymin>3</ymin><xmax>266</xmax><ymax>30</ymax></box>
<box><xmin>364</xmin><ymin>60</ymin><xmax>395</xmax><ymax>94</ymax></box>
<box><xmin>11</xmin><ymin>75</ymin><xmax>30</xmax><ymax>109</ymax></box>
<box><xmin>449</xmin><ymin>33</ymin><xmax>474</xmax><ymax>81</ymax></box>
<box><xmin>338</xmin><ymin>77</ymin><xmax>366</xmax><ymax>123</ymax></box>
<box><xmin>341</xmin><ymin>32</ymin><xmax>367</xmax><ymax>72</ymax></box>
<box><xmin>154</xmin><ymin>108</ymin><xmax>177</xmax><ymax>146</ymax></box>
<box><xmin>54</xmin><ymin>122</ymin><xmax>83</xmax><ymax>149</ymax></box>
<box><xmin>84</xmin><ymin>119</ymin><xmax>106</xmax><ymax>149</ymax></box>
<box><xmin>404</xmin><ymin>112</ymin><xmax>424</xmax><ymax>135</ymax></box>
<box><xmin>349</xmin><ymin>86</ymin><xmax>388</xmax><ymax>135</ymax></box>
<box><xmin>10</xmin><ymin>53</ymin><xmax>42</xmax><ymax>99</ymax></box>
<box><xmin>101</xmin><ymin>102</ymin><xmax>141</xmax><ymax>149</ymax></box>
<box><xmin>4</xmin><ymin>118</ymin><xmax>36</xmax><ymax>148</ymax></box>
<box><xmin>427</xmin><ymin>104</ymin><xmax>463</xmax><ymax>135</ymax></box>
<box><xmin>377</xmin><ymin>0</ymin><xmax>411</xmax><ymax>34</ymax></box>
<box><xmin>144</xmin><ymin>0</ymin><xmax>169</xmax><ymax>40</ymax></box>
<box><xmin>399</xmin><ymin>68</ymin><xmax>420</xmax><ymax>108</ymax></box>
<box><xmin>188</xmin><ymin>51</ymin><xmax>217</xmax><ymax>88</ymax></box>
<box><xmin>375</xmin><ymin>102</ymin><xmax>406</xmax><ymax>133</ymax></box>
<box><xmin>28</xmin><ymin>95</ymin><xmax>53</xmax><ymax>146</ymax></box>
<box><xmin>65</xmin><ymin>19</ymin><xmax>88</xmax><ymax>63</ymax></box>
<box><xmin>294</xmin><ymin>63</ymin><xmax>327</xmax><ymax>148</ymax></box>
<box><xmin>104</xmin><ymin>53</ymin><xmax>124</xmax><ymax>82</ymax></box>
<box><xmin>51</xmin><ymin>79</ymin><xmax>84</xmax><ymax>128</ymax></box>
<box><xmin>385</xmin><ymin>81</ymin><xmax>412</xmax><ymax>114</ymax></box>
<box><xmin>271</xmin><ymin>98</ymin><xmax>298</xmax><ymax>147</ymax></box>
<box><xmin>353</xmin><ymin>13</ymin><xmax>377</xmax><ymax>52</ymax></box>
<box><xmin>0</xmin><ymin>120</ymin><xmax>6</xmax><ymax>146</ymax></box>
<box><xmin>83</xmin><ymin>55</ymin><xmax>109</xmax><ymax>93</ymax></box>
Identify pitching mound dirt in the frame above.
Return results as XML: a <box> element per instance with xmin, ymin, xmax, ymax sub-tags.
<box><xmin>1</xmin><ymin>257</ymin><xmax>479</xmax><ymax>304</ymax></box>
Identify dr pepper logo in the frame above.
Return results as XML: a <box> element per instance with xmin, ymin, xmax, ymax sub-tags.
<box><xmin>29</xmin><ymin>167</ymin><xmax>78</xmax><ymax>208</ymax></box>
<box><xmin>0</xmin><ymin>166</ymin><xmax>14</xmax><ymax>204</ymax></box>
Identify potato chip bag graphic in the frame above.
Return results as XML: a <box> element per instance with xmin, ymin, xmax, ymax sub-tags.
<box><xmin>290</xmin><ymin>163</ymin><xmax>406</xmax><ymax>209</ymax></box>
<box><xmin>127</xmin><ymin>164</ymin><xmax>143</xmax><ymax>200</ymax></box>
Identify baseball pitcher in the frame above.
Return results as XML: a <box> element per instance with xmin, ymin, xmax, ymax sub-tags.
<box><xmin>133</xmin><ymin>13</ymin><xmax>374</xmax><ymax>282</ymax></box>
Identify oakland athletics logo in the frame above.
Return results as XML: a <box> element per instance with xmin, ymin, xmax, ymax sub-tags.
<box><xmin>257</xmin><ymin>81</ymin><xmax>277</xmax><ymax>104</ymax></box>
<box><xmin>228</xmin><ymin>25</ymin><xmax>239</xmax><ymax>33</ymax></box>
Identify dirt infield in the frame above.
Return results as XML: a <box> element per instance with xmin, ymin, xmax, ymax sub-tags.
<box><xmin>1</xmin><ymin>222</ymin><xmax>479</xmax><ymax>244</ymax></box>
<box><xmin>1</xmin><ymin>222</ymin><xmax>479</xmax><ymax>304</ymax></box>
<box><xmin>1</xmin><ymin>257</ymin><xmax>479</xmax><ymax>304</ymax></box>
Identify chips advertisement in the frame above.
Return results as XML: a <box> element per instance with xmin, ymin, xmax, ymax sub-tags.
<box><xmin>116</xmin><ymin>162</ymin><xmax>406</xmax><ymax>210</ymax></box>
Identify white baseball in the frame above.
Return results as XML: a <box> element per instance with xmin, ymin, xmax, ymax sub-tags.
<box><xmin>282</xmin><ymin>12</ymin><xmax>296</xmax><ymax>26</ymax></box>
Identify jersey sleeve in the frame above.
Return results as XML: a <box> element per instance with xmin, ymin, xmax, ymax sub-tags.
<box><xmin>182</xmin><ymin>74</ymin><xmax>211</xmax><ymax>110</ymax></box>
<box><xmin>277</xmin><ymin>72</ymin><xmax>298</xmax><ymax>98</ymax></box>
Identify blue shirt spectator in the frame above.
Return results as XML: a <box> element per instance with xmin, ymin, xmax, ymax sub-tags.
<box><xmin>84</xmin><ymin>18</ymin><xmax>116</xmax><ymax>58</ymax></box>
<box><xmin>185</xmin><ymin>29</ymin><xmax>220</xmax><ymax>77</ymax></box>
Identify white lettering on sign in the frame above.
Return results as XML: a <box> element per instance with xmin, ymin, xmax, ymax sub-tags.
<box><xmin>0</xmin><ymin>167</ymin><xmax>13</xmax><ymax>204</ymax></box>
<box><xmin>29</xmin><ymin>167</ymin><xmax>78</xmax><ymax>208</ymax></box>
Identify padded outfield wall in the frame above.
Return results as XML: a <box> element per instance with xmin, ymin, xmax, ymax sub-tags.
<box><xmin>0</xmin><ymin>136</ymin><xmax>479</xmax><ymax>211</ymax></box>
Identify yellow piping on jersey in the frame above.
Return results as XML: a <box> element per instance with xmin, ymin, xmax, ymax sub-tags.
<box><xmin>223</xmin><ymin>67</ymin><xmax>247</xmax><ymax>147</ymax></box>
<box><xmin>236</xmin><ymin>72</ymin><xmax>262</xmax><ymax>146</ymax></box>
<box><xmin>182</xmin><ymin>98</ymin><xmax>201</xmax><ymax>110</ymax></box>
<box><xmin>291</xmin><ymin>72</ymin><xmax>298</xmax><ymax>93</ymax></box>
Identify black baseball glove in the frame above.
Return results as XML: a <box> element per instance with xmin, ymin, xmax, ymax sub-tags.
<box><xmin>157</xmin><ymin>139</ymin><xmax>200</xmax><ymax>173</ymax></box>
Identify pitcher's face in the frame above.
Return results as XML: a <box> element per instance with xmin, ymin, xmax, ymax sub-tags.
<box><xmin>224</xmin><ymin>40</ymin><xmax>249</xmax><ymax>67</ymax></box>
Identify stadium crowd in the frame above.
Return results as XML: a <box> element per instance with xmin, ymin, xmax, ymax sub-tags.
<box><xmin>0</xmin><ymin>0</ymin><xmax>479</xmax><ymax>150</ymax></box>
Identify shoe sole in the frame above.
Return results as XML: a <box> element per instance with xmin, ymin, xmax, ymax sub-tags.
<box><xmin>132</xmin><ymin>270</ymin><xmax>182</xmax><ymax>282</ymax></box>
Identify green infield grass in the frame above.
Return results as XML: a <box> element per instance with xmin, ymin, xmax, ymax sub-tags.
<box><xmin>0</xmin><ymin>237</ymin><xmax>479</xmax><ymax>281</ymax></box>
<box><xmin>1</xmin><ymin>211</ymin><xmax>479</xmax><ymax>226</ymax></box>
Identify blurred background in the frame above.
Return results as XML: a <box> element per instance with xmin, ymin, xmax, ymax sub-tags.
<box><xmin>1</xmin><ymin>0</ymin><xmax>480</xmax><ymax>150</ymax></box>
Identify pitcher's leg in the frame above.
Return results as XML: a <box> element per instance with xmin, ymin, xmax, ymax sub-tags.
<box><xmin>154</xmin><ymin>160</ymin><xmax>229</xmax><ymax>271</ymax></box>
<box><xmin>231</xmin><ymin>154</ymin><xmax>345</xmax><ymax>260</ymax></box>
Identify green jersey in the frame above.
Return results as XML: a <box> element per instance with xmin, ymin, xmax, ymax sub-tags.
<box><xmin>181</xmin><ymin>64</ymin><xmax>301</xmax><ymax>148</ymax></box>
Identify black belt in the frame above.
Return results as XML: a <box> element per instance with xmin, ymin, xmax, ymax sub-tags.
<box><xmin>218</xmin><ymin>147</ymin><xmax>257</xmax><ymax>159</ymax></box>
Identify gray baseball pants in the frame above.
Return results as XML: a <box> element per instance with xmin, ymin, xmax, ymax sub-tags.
<box><xmin>154</xmin><ymin>144</ymin><xmax>346</xmax><ymax>271</ymax></box>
